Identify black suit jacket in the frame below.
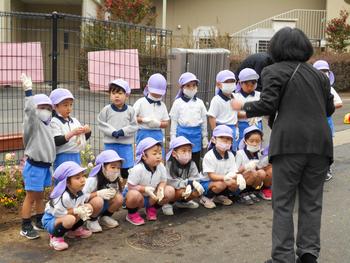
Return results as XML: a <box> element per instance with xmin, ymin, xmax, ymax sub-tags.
<box><xmin>243</xmin><ymin>61</ymin><xmax>335</xmax><ymax>163</ymax></box>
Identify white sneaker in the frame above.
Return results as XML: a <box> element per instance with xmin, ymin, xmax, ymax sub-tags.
<box><xmin>99</xmin><ymin>216</ymin><xmax>119</xmax><ymax>229</ymax></box>
<box><xmin>86</xmin><ymin>220</ymin><xmax>102</xmax><ymax>233</ymax></box>
<box><xmin>175</xmin><ymin>200</ymin><xmax>199</xmax><ymax>209</ymax></box>
<box><xmin>161</xmin><ymin>204</ymin><xmax>174</xmax><ymax>215</ymax></box>
<box><xmin>213</xmin><ymin>195</ymin><xmax>233</xmax><ymax>206</ymax></box>
<box><xmin>199</xmin><ymin>196</ymin><xmax>216</xmax><ymax>209</ymax></box>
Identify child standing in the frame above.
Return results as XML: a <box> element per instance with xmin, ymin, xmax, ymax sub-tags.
<box><xmin>313</xmin><ymin>60</ymin><xmax>343</xmax><ymax>181</ymax></box>
<box><xmin>42</xmin><ymin>161</ymin><xmax>97</xmax><ymax>251</ymax></box>
<box><xmin>83</xmin><ymin>150</ymin><xmax>124</xmax><ymax>232</ymax></box>
<box><xmin>234</xmin><ymin>68</ymin><xmax>262</xmax><ymax>145</ymax></box>
<box><xmin>20</xmin><ymin>74</ymin><xmax>56</xmax><ymax>239</ymax></box>
<box><xmin>133</xmin><ymin>73</ymin><xmax>169</xmax><ymax>147</ymax></box>
<box><xmin>169</xmin><ymin>72</ymin><xmax>208</xmax><ymax>170</ymax></box>
<box><xmin>235</xmin><ymin>126</ymin><xmax>271</xmax><ymax>203</ymax></box>
<box><xmin>49</xmin><ymin>88</ymin><xmax>91</xmax><ymax>170</ymax></box>
<box><xmin>200</xmin><ymin>125</ymin><xmax>246</xmax><ymax>209</ymax></box>
<box><xmin>165</xmin><ymin>136</ymin><xmax>205</xmax><ymax>211</ymax></box>
<box><xmin>98</xmin><ymin>79</ymin><xmax>138</xmax><ymax>180</ymax></box>
<box><xmin>207</xmin><ymin>70</ymin><xmax>239</xmax><ymax>151</ymax></box>
<box><xmin>124</xmin><ymin>137</ymin><xmax>175</xmax><ymax>225</ymax></box>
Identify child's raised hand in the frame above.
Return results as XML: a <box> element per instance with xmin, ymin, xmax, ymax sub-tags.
<box><xmin>20</xmin><ymin>73</ymin><xmax>32</xmax><ymax>91</ymax></box>
<box><xmin>181</xmin><ymin>185</ymin><xmax>192</xmax><ymax>199</ymax></box>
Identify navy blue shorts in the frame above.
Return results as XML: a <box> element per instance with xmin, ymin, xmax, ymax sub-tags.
<box><xmin>122</xmin><ymin>187</ymin><xmax>150</xmax><ymax>208</ymax></box>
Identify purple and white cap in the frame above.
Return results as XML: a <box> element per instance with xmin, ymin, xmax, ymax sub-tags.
<box><xmin>89</xmin><ymin>150</ymin><xmax>124</xmax><ymax>177</ymax></box>
<box><xmin>236</xmin><ymin>68</ymin><xmax>260</xmax><ymax>92</ymax></box>
<box><xmin>135</xmin><ymin>137</ymin><xmax>162</xmax><ymax>164</ymax></box>
<box><xmin>33</xmin><ymin>94</ymin><xmax>53</xmax><ymax>107</ymax></box>
<box><xmin>215</xmin><ymin>70</ymin><xmax>236</xmax><ymax>94</ymax></box>
<box><xmin>49</xmin><ymin>88</ymin><xmax>74</xmax><ymax>105</ymax></box>
<box><xmin>238</xmin><ymin>125</ymin><xmax>263</xmax><ymax>150</ymax></box>
<box><xmin>313</xmin><ymin>60</ymin><xmax>335</xmax><ymax>85</ymax></box>
<box><xmin>208</xmin><ymin>125</ymin><xmax>234</xmax><ymax>150</ymax></box>
<box><xmin>143</xmin><ymin>73</ymin><xmax>167</xmax><ymax>96</ymax></box>
<box><xmin>175</xmin><ymin>72</ymin><xmax>200</xmax><ymax>99</ymax></box>
<box><xmin>166</xmin><ymin>136</ymin><xmax>193</xmax><ymax>161</ymax></box>
<box><xmin>50</xmin><ymin>161</ymin><xmax>87</xmax><ymax>199</ymax></box>
<box><xmin>110</xmin><ymin>79</ymin><xmax>131</xmax><ymax>95</ymax></box>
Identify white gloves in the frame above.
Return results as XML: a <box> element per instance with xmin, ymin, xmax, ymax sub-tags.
<box><xmin>244</xmin><ymin>160</ymin><xmax>259</xmax><ymax>171</ymax></box>
<box><xmin>257</xmin><ymin>156</ymin><xmax>269</xmax><ymax>169</ymax></box>
<box><xmin>156</xmin><ymin>187</ymin><xmax>165</xmax><ymax>202</ymax></box>
<box><xmin>236</xmin><ymin>173</ymin><xmax>246</xmax><ymax>191</ymax></box>
<box><xmin>73</xmin><ymin>205</ymin><xmax>93</xmax><ymax>221</ymax></box>
<box><xmin>202</xmin><ymin>136</ymin><xmax>208</xmax><ymax>149</ymax></box>
<box><xmin>144</xmin><ymin>186</ymin><xmax>157</xmax><ymax>200</ymax></box>
<box><xmin>248</xmin><ymin>117</ymin><xmax>258</xmax><ymax>126</ymax></box>
<box><xmin>97</xmin><ymin>188</ymin><xmax>116</xmax><ymax>200</ymax></box>
<box><xmin>224</xmin><ymin>172</ymin><xmax>236</xmax><ymax>182</ymax></box>
<box><xmin>20</xmin><ymin>73</ymin><xmax>32</xmax><ymax>91</ymax></box>
<box><xmin>181</xmin><ymin>184</ymin><xmax>192</xmax><ymax>199</ymax></box>
<box><xmin>148</xmin><ymin>119</ymin><xmax>161</xmax><ymax>128</ymax></box>
<box><xmin>235</xmin><ymin>126</ymin><xmax>240</xmax><ymax>141</ymax></box>
<box><xmin>142</xmin><ymin>117</ymin><xmax>152</xmax><ymax>123</ymax></box>
<box><xmin>192</xmin><ymin>180</ymin><xmax>204</xmax><ymax>195</ymax></box>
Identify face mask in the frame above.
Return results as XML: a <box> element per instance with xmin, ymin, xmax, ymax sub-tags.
<box><xmin>175</xmin><ymin>152</ymin><xmax>192</xmax><ymax>165</ymax></box>
<box><xmin>183</xmin><ymin>87</ymin><xmax>198</xmax><ymax>98</ymax></box>
<box><xmin>103</xmin><ymin>167</ymin><xmax>120</xmax><ymax>182</ymax></box>
<box><xmin>215</xmin><ymin>141</ymin><xmax>231</xmax><ymax>152</ymax></box>
<box><xmin>324</xmin><ymin>71</ymin><xmax>330</xmax><ymax>78</ymax></box>
<box><xmin>246</xmin><ymin>143</ymin><xmax>261</xmax><ymax>153</ymax></box>
<box><xmin>221</xmin><ymin>83</ymin><xmax>236</xmax><ymax>94</ymax></box>
<box><xmin>148</xmin><ymin>94</ymin><xmax>162</xmax><ymax>101</ymax></box>
<box><xmin>36</xmin><ymin>109</ymin><xmax>52</xmax><ymax>123</ymax></box>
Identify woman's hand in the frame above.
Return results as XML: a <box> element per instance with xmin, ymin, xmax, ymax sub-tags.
<box><xmin>231</xmin><ymin>98</ymin><xmax>243</xmax><ymax>111</ymax></box>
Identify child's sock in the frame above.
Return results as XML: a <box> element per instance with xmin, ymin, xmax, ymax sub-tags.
<box><xmin>219</xmin><ymin>189</ymin><xmax>231</xmax><ymax>196</ymax></box>
<box><xmin>71</xmin><ymin>219</ymin><xmax>84</xmax><ymax>231</ymax></box>
<box><xmin>127</xmin><ymin>207</ymin><xmax>138</xmax><ymax>214</ymax></box>
<box><xmin>101</xmin><ymin>210</ymin><xmax>114</xmax><ymax>217</ymax></box>
<box><xmin>22</xmin><ymin>218</ymin><xmax>32</xmax><ymax>229</ymax></box>
<box><xmin>52</xmin><ymin>223</ymin><xmax>69</xmax><ymax>237</ymax></box>
<box><xmin>153</xmin><ymin>203</ymin><xmax>161</xmax><ymax>209</ymax></box>
<box><xmin>206</xmin><ymin>189</ymin><xmax>216</xmax><ymax>199</ymax></box>
<box><xmin>89</xmin><ymin>216</ymin><xmax>98</xmax><ymax>221</ymax></box>
<box><xmin>35</xmin><ymin>213</ymin><xmax>44</xmax><ymax>224</ymax></box>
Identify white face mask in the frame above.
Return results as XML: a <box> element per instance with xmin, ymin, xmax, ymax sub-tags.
<box><xmin>148</xmin><ymin>94</ymin><xmax>162</xmax><ymax>101</ymax></box>
<box><xmin>215</xmin><ymin>141</ymin><xmax>231</xmax><ymax>152</ymax></box>
<box><xmin>36</xmin><ymin>109</ymin><xmax>52</xmax><ymax>123</ymax></box>
<box><xmin>183</xmin><ymin>87</ymin><xmax>198</xmax><ymax>98</ymax></box>
<box><xmin>103</xmin><ymin>168</ymin><xmax>120</xmax><ymax>182</ymax></box>
<box><xmin>221</xmin><ymin>83</ymin><xmax>236</xmax><ymax>94</ymax></box>
<box><xmin>175</xmin><ymin>152</ymin><xmax>192</xmax><ymax>165</ymax></box>
<box><xmin>246</xmin><ymin>143</ymin><xmax>261</xmax><ymax>153</ymax></box>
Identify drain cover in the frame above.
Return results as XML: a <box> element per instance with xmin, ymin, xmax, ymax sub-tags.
<box><xmin>126</xmin><ymin>228</ymin><xmax>181</xmax><ymax>250</ymax></box>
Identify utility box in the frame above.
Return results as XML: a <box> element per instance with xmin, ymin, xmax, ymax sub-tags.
<box><xmin>168</xmin><ymin>48</ymin><xmax>231</xmax><ymax>107</ymax></box>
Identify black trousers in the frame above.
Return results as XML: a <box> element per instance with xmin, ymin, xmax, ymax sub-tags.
<box><xmin>271</xmin><ymin>154</ymin><xmax>328</xmax><ymax>263</ymax></box>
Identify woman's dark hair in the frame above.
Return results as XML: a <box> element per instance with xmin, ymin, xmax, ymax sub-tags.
<box><xmin>109</xmin><ymin>84</ymin><xmax>126</xmax><ymax>94</ymax></box>
<box><xmin>268</xmin><ymin>27</ymin><xmax>313</xmax><ymax>62</ymax></box>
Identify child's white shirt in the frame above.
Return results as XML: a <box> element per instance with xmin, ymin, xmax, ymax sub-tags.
<box><xmin>330</xmin><ymin>87</ymin><xmax>342</xmax><ymax>105</ymax></box>
<box><xmin>127</xmin><ymin>162</ymin><xmax>167</xmax><ymax>188</ymax></box>
<box><xmin>201</xmin><ymin>148</ymin><xmax>238</xmax><ymax>181</ymax></box>
<box><xmin>45</xmin><ymin>190</ymin><xmax>90</xmax><ymax>217</ymax></box>
<box><xmin>83</xmin><ymin>176</ymin><xmax>120</xmax><ymax>193</ymax></box>
<box><xmin>169</xmin><ymin>97</ymin><xmax>208</xmax><ymax>140</ymax></box>
<box><xmin>133</xmin><ymin>97</ymin><xmax>169</xmax><ymax>130</ymax></box>
<box><xmin>235</xmin><ymin>149</ymin><xmax>261</xmax><ymax>169</ymax></box>
<box><xmin>50</xmin><ymin>115</ymin><xmax>85</xmax><ymax>154</ymax></box>
<box><xmin>207</xmin><ymin>93</ymin><xmax>238</xmax><ymax>125</ymax></box>
<box><xmin>234</xmin><ymin>91</ymin><xmax>262</xmax><ymax>122</ymax></box>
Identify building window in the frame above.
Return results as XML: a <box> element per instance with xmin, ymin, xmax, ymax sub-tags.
<box><xmin>257</xmin><ymin>40</ymin><xmax>269</xmax><ymax>53</ymax></box>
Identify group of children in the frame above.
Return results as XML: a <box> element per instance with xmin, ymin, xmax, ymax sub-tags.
<box><xmin>18</xmin><ymin>57</ymin><xmax>341</xmax><ymax>251</ymax></box>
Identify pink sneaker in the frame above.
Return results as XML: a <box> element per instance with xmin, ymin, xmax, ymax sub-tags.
<box><xmin>66</xmin><ymin>227</ymin><xmax>92</xmax><ymax>239</ymax></box>
<box><xmin>146</xmin><ymin>207</ymin><xmax>157</xmax><ymax>221</ymax></box>
<box><xmin>126</xmin><ymin>212</ymin><xmax>145</xmax><ymax>226</ymax></box>
<box><xmin>49</xmin><ymin>235</ymin><xmax>69</xmax><ymax>251</ymax></box>
<box><xmin>259</xmin><ymin>188</ymin><xmax>272</xmax><ymax>201</ymax></box>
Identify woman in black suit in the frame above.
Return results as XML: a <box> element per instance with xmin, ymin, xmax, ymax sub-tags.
<box><xmin>232</xmin><ymin>27</ymin><xmax>335</xmax><ymax>263</ymax></box>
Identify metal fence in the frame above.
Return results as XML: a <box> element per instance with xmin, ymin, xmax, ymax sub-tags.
<box><xmin>0</xmin><ymin>11</ymin><xmax>172</xmax><ymax>161</ymax></box>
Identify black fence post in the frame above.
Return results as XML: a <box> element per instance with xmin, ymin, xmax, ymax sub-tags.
<box><xmin>51</xmin><ymin>11</ymin><xmax>58</xmax><ymax>90</ymax></box>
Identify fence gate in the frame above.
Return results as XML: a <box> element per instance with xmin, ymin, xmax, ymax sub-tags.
<box><xmin>0</xmin><ymin>11</ymin><xmax>172</xmax><ymax>162</ymax></box>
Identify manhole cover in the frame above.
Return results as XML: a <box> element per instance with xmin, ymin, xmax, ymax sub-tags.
<box><xmin>126</xmin><ymin>228</ymin><xmax>181</xmax><ymax>250</ymax></box>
